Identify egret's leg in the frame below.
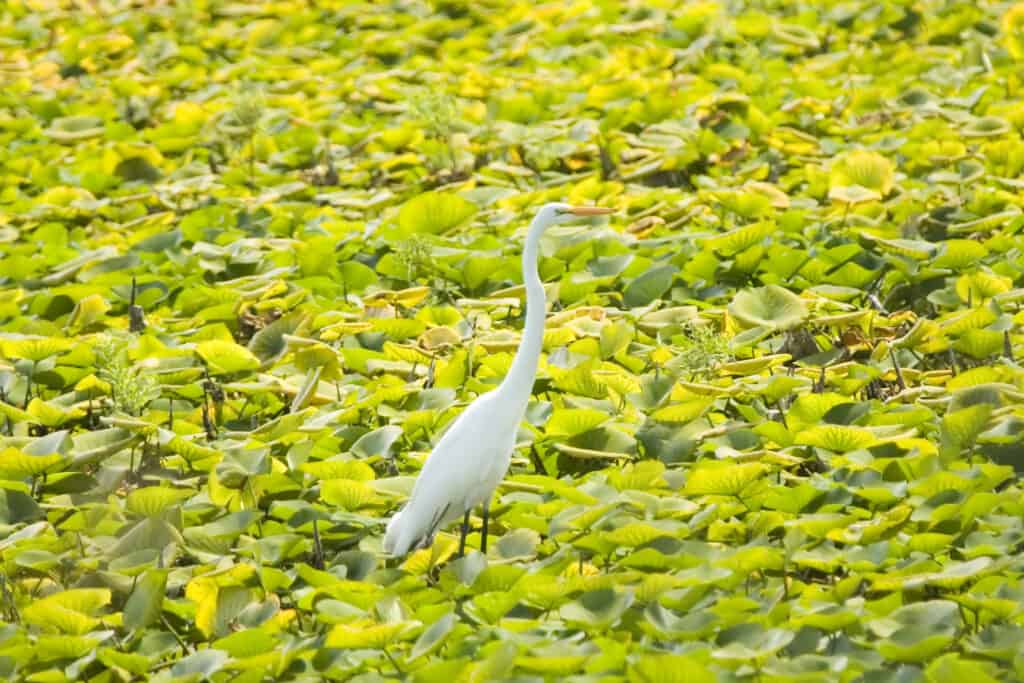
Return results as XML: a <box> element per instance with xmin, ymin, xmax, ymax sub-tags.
<box><xmin>480</xmin><ymin>501</ymin><xmax>491</xmax><ymax>554</ymax></box>
<box><xmin>457</xmin><ymin>510</ymin><xmax>471</xmax><ymax>557</ymax></box>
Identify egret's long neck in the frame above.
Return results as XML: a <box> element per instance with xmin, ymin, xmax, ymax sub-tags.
<box><xmin>497</xmin><ymin>213</ymin><xmax>550</xmax><ymax>409</ymax></box>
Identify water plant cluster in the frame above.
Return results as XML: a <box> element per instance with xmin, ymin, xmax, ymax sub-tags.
<box><xmin>2</xmin><ymin>1</ymin><xmax>1024</xmax><ymax>681</ymax></box>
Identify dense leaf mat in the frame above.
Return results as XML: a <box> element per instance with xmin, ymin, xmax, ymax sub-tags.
<box><xmin>2</xmin><ymin>0</ymin><xmax>1024</xmax><ymax>681</ymax></box>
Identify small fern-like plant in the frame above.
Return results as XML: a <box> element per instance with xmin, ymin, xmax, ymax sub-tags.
<box><xmin>395</xmin><ymin>234</ymin><xmax>435</xmax><ymax>282</ymax></box>
<box><xmin>94</xmin><ymin>334</ymin><xmax>160</xmax><ymax>416</ymax></box>
<box><xmin>670</xmin><ymin>323</ymin><xmax>731</xmax><ymax>380</ymax></box>
<box><xmin>410</xmin><ymin>89</ymin><xmax>459</xmax><ymax>172</ymax></box>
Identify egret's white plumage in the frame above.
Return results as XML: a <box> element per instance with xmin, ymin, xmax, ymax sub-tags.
<box><xmin>383</xmin><ymin>202</ymin><xmax>613</xmax><ymax>557</ymax></box>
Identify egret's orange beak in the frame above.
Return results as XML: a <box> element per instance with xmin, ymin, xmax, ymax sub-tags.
<box><xmin>566</xmin><ymin>206</ymin><xmax>614</xmax><ymax>216</ymax></box>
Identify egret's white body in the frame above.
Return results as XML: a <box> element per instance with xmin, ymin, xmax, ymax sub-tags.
<box><xmin>383</xmin><ymin>202</ymin><xmax>612</xmax><ymax>557</ymax></box>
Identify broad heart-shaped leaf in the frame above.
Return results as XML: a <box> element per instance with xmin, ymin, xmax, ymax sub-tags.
<box><xmin>545</xmin><ymin>408</ymin><xmax>610</xmax><ymax>437</ymax></box>
<box><xmin>44</xmin><ymin>114</ymin><xmax>106</xmax><ymax>141</ymax></box>
<box><xmin>1</xmin><ymin>337</ymin><xmax>73</xmax><ymax>362</ymax></box>
<box><xmin>22</xmin><ymin>588</ymin><xmax>111</xmax><ymax>635</ymax></box>
<box><xmin>516</xmin><ymin>655</ymin><xmax>588</xmax><ymax>676</ymax></box>
<box><xmin>409</xmin><ymin>612</ymin><xmax>455</xmax><ymax>661</ymax></box>
<box><xmin>872</xmin><ymin>600</ymin><xmax>961</xmax><ymax>663</ymax></box>
<box><xmin>684</xmin><ymin>462</ymin><xmax>768</xmax><ymax>496</ymax></box>
<box><xmin>170</xmin><ymin>649</ymin><xmax>230</xmax><ymax>679</ymax></box>
<box><xmin>397</xmin><ymin>191</ymin><xmax>476</xmax><ymax>235</ymax></box>
<box><xmin>942</xmin><ymin>404</ymin><xmax>992</xmax><ymax>448</ymax></box>
<box><xmin>126</xmin><ymin>486</ymin><xmax>193</xmax><ymax>517</ymax></box>
<box><xmin>602</xmin><ymin>522</ymin><xmax>671</xmax><ymax>548</ymax></box>
<box><xmin>713</xmin><ymin>624</ymin><xmax>795</xmax><ymax>662</ymax></box>
<box><xmin>495</xmin><ymin>528</ymin><xmax>540</xmax><ymax>559</ymax></box>
<box><xmin>965</xmin><ymin>624</ymin><xmax>1024</xmax><ymax>660</ymax></box>
<box><xmin>248</xmin><ymin>314</ymin><xmax>305</xmax><ymax>363</ymax></box>
<box><xmin>728</xmin><ymin>285</ymin><xmax>807</xmax><ymax>330</ymax></box>
<box><xmin>186</xmin><ymin>580</ymin><xmax>256</xmax><ymax>639</ymax></box>
<box><xmin>339</xmin><ymin>260</ymin><xmax>379</xmax><ymax>292</ymax></box>
<box><xmin>623</xmin><ymin>264</ymin><xmax>678</xmax><ymax>308</ymax></box>
<box><xmin>65</xmin><ymin>293</ymin><xmax>110</xmax><ymax>331</ymax></box>
<box><xmin>828</xmin><ymin>184</ymin><xmax>881</xmax><ymax>204</ymax></box>
<box><xmin>196</xmin><ymin>339</ymin><xmax>261</xmax><ymax>375</ymax></box>
<box><xmin>97</xmin><ymin>648</ymin><xmax>152</xmax><ymax>676</ymax></box>
<box><xmin>651</xmin><ymin>396</ymin><xmax>714</xmax><ymax>424</ymax></box>
<box><xmin>933</xmin><ymin>239</ymin><xmax>988</xmax><ymax>270</ymax></box>
<box><xmin>123</xmin><ymin>568</ymin><xmax>168</xmax><ymax>630</ymax></box>
<box><xmin>325</xmin><ymin>620</ymin><xmax>420</xmax><ymax>648</ymax></box>
<box><xmin>705</xmin><ymin>221</ymin><xmax>774</xmax><ymax>257</ymax></box>
<box><xmin>925</xmin><ymin>654</ymin><xmax>1000</xmax><ymax>683</ymax></box>
<box><xmin>26</xmin><ymin>398</ymin><xmax>84</xmax><ymax>428</ymax></box>
<box><xmin>906</xmin><ymin>557</ymin><xmax>994</xmax><ymax>590</ymax></box>
<box><xmin>830</xmin><ymin>149</ymin><xmax>895</xmax><ymax>195</ymax></box>
<box><xmin>292</xmin><ymin>338</ymin><xmax>341</xmax><ymax>373</ymax></box>
<box><xmin>212</xmin><ymin>628</ymin><xmax>278</xmax><ymax>658</ymax></box>
<box><xmin>0</xmin><ymin>488</ymin><xmax>41</xmax><ymax>524</ymax></box>
<box><xmin>110</xmin><ymin>517</ymin><xmax>184</xmax><ymax>557</ymax></box>
<box><xmin>299</xmin><ymin>459</ymin><xmax>375</xmax><ymax>481</ymax></box>
<box><xmin>550</xmin><ymin>359</ymin><xmax>607</xmax><ymax>398</ymax></box>
<box><xmin>795</xmin><ymin>425</ymin><xmax>877</xmax><ymax>453</ymax></box>
<box><xmin>0</xmin><ymin>448</ymin><xmax>66</xmax><ymax>478</ymax></box>
<box><xmin>953</xmin><ymin>329</ymin><xmax>1004</xmax><ymax>360</ymax></box>
<box><xmin>560</xmin><ymin>588</ymin><xmax>634</xmax><ymax>629</ymax></box>
<box><xmin>351</xmin><ymin>425</ymin><xmax>403</xmax><ymax>459</ymax></box>
<box><xmin>599</xmin><ymin>320</ymin><xmax>634</xmax><ymax>358</ymax></box>
<box><xmin>627</xmin><ymin>654</ymin><xmax>716</xmax><ymax>683</ymax></box>
<box><xmin>35</xmin><ymin>635</ymin><xmax>100</xmax><ymax>662</ymax></box>
<box><xmin>868</xmin><ymin>236</ymin><xmax>936</xmax><ymax>260</ymax></box>
<box><xmin>320</xmin><ymin>479</ymin><xmax>377</xmax><ymax>511</ymax></box>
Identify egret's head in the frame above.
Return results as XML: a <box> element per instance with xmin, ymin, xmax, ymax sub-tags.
<box><xmin>539</xmin><ymin>202</ymin><xmax>614</xmax><ymax>225</ymax></box>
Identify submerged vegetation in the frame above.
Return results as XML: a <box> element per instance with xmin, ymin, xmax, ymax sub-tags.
<box><xmin>2</xmin><ymin>0</ymin><xmax>1024</xmax><ymax>680</ymax></box>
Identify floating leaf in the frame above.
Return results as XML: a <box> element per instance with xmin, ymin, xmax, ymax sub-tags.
<box><xmin>796</xmin><ymin>425</ymin><xmax>877</xmax><ymax>453</ymax></box>
<box><xmin>728</xmin><ymin>285</ymin><xmax>808</xmax><ymax>330</ymax></box>
<box><xmin>320</xmin><ymin>479</ymin><xmax>376</xmax><ymax>511</ymax></box>
<box><xmin>830</xmin><ymin>149</ymin><xmax>895</xmax><ymax>196</ymax></box>
<box><xmin>684</xmin><ymin>463</ymin><xmax>768</xmax><ymax>496</ymax></box>
<box><xmin>873</xmin><ymin>601</ymin><xmax>960</xmax><ymax>663</ymax></box>
<box><xmin>126</xmin><ymin>486</ymin><xmax>193</xmax><ymax>517</ymax></box>
<box><xmin>22</xmin><ymin>589</ymin><xmax>111</xmax><ymax>635</ymax></box>
<box><xmin>623</xmin><ymin>265</ymin><xmax>678</xmax><ymax>308</ymax></box>
<box><xmin>545</xmin><ymin>408</ymin><xmax>610</xmax><ymax>437</ymax></box>
<box><xmin>398</xmin><ymin>192</ymin><xmax>477</xmax><ymax>236</ymax></box>
<box><xmin>0</xmin><ymin>448</ymin><xmax>66</xmax><ymax>478</ymax></box>
<box><xmin>123</xmin><ymin>569</ymin><xmax>168</xmax><ymax>630</ymax></box>
<box><xmin>410</xmin><ymin>612</ymin><xmax>455</xmax><ymax>661</ymax></box>
<box><xmin>651</xmin><ymin>396</ymin><xmax>714</xmax><ymax>424</ymax></box>
<box><xmin>196</xmin><ymin>339</ymin><xmax>261</xmax><ymax>375</ymax></box>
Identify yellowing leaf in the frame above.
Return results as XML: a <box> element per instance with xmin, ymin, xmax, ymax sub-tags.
<box><xmin>602</xmin><ymin>523</ymin><xmax>671</xmax><ymax>548</ymax></box>
<box><xmin>545</xmin><ymin>408</ymin><xmax>610</xmax><ymax>437</ymax></box>
<box><xmin>22</xmin><ymin>589</ymin><xmax>112</xmax><ymax>635</ymax></box>
<box><xmin>196</xmin><ymin>340</ymin><xmax>261</xmax><ymax>375</ymax></box>
<box><xmin>795</xmin><ymin>425</ymin><xmax>877</xmax><ymax>453</ymax></box>
<box><xmin>1</xmin><ymin>337</ymin><xmax>73</xmax><ymax>362</ymax></box>
<box><xmin>0</xmin><ymin>448</ymin><xmax>65</xmax><ymax>478</ymax></box>
<box><xmin>705</xmin><ymin>221</ymin><xmax>775</xmax><ymax>257</ymax></box>
<box><xmin>651</xmin><ymin>396</ymin><xmax>713</xmax><ymax>424</ymax></box>
<box><xmin>300</xmin><ymin>460</ymin><xmax>375</xmax><ymax>480</ymax></box>
<box><xmin>126</xmin><ymin>486</ymin><xmax>193</xmax><ymax>517</ymax></box>
<box><xmin>684</xmin><ymin>463</ymin><xmax>768</xmax><ymax>496</ymax></box>
<box><xmin>398</xmin><ymin>192</ymin><xmax>476</xmax><ymax>236</ymax></box>
<box><xmin>325</xmin><ymin>620</ymin><xmax>419</xmax><ymax>648</ymax></box>
<box><xmin>320</xmin><ymin>479</ymin><xmax>377</xmax><ymax>510</ymax></box>
<box><xmin>830</xmin><ymin>149</ymin><xmax>895</xmax><ymax>196</ymax></box>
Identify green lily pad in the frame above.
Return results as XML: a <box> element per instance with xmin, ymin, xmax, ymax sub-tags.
<box><xmin>728</xmin><ymin>285</ymin><xmax>808</xmax><ymax>330</ymax></box>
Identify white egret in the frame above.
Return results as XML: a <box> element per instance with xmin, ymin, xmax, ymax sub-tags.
<box><xmin>383</xmin><ymin>202</ymin><xmax>614</xmax><ymax>557</ymax></box>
